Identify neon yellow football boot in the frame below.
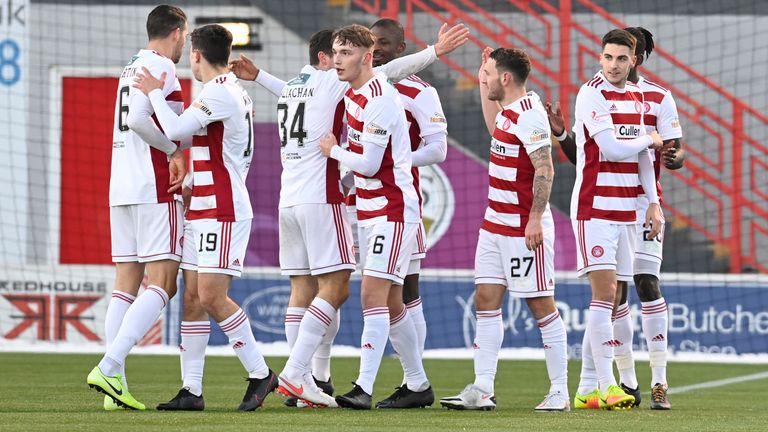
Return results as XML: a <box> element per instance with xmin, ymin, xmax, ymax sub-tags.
<box><xmin>87</xmin><ymin>366</ymin><xmax>145</xmax><ymax>410</ymax></box>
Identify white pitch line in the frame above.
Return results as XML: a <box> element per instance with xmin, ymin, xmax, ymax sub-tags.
<box><xmin>662</xmin><ymin>371</ymin><xmax>768</xmax><ymax>395</ymax></box>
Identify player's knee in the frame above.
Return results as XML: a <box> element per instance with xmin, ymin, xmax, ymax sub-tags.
<box><xmin>475</xmin><ymin>287</ymin><xmax>503</xmax><ymax>311</ymax></box>
<box><xmin>402</xmin><ymin>276</ymin><xmax>420</xmax><ymax>304</ymax></box>
<box><xmin>634</xmin><ymin>274</ymin><xmax>662</xmax><ymax>302</ymax></box>
<box><xmin>617</xmin><ymin>281</ymin><xmax>629</xmax><ymax>305</ymax></box>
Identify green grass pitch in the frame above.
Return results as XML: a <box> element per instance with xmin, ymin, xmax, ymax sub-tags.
<box><xmin>0</xmin><ymin>353</ymin><xmax>765</xmax><ymax>431</ymax></box>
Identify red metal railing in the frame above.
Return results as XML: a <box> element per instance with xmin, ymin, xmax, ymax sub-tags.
<box><xmin>351</xmin><ymin>0</ymin><xmax>768</xmax><ymax>273</ymax></box>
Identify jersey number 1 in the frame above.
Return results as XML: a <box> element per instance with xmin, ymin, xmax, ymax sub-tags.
<box><xmin>277</xmin><ymin>102</ymin><xmax>308</xmax><ymax>147</ymax></box>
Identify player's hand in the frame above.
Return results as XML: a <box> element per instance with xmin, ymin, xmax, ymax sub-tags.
<box><xmin>133</xmin><ymin>67</ymin><xmax>165</xmax><ymax>95</ymax></box>
<box><xmin>478</xmin><ymin>46</ymin><xmax>492</xmax><ymax>85</ymax></box>
<box><xmin>229</xmin><ymin>54</ymin><xmax>259</xmax><ymax>81</ymax></box>
<box><xmin>545</xmin><ymin>101</ymin><xmax>566</xmax><ymax>137</ymax></box>
<box><xmin>644</xmin><ymin>203</ymin><xmax>665</xmax><ymax>240</ymax></box>
<box><xmin>433</xmin><ymin>22</ymin><xmax>470</xmax><ymax>57</ymax></box>
<box><xmin>663</xmin><ymin>143</ymin><xmax>685</xmax><ymax>170</ymax></box>
<box><xmin>648</xmin><ymin>130</ymin><xmax>663</xmax><ymax>150</ymax></box>
<box><xmin>181</xmin><ymin>185</ymin><xmax>192</xmax><ymax>216</ymax></box>
<box><xmin>319</xmin><ymin>131</ymin><xmax>337</xmax><ymax>157</ymax></box>
<box><xmin>168</xmin><ymin>149</ymin><xmax>186</xmax><ymax>193</ymax></box>
<box><xmin>524</xmin><ymin>216</ymin><xmax>544</xmax><ymax>251</ymax></box>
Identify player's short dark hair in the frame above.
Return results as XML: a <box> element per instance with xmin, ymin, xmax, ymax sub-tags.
<box><xmin>624</xmin><ymin>26</ymin><xmax>655</xmax><ymax>59</ymax></box>
<box><xmin>602</xmin><ymin>28</ymin><xmax>637</xmax><ymax>54</ymax></box>
<box><xmin>333</xmin><ymin>24</ymin><xmax>375</xmax><ymax>49</ymax></box>
<box><xmin>146</xmin><ymin>5</ymin><xmax>187</xmax><ymax>40</ymax></box>
<box><xmin>309</xmin><ymin>29</ymin><xmax>333</xmax><ymax>65</ymax></box>
<box><xmin>490</xmin><ymin>48</ymin><xmax>531</xmax><ymax>84</ymax></box>
<box><xmin>191</xmin><ymin>24</ymin><xmax>232</xmax><ymax>68</ymax></box>
<box><xmin>370</xmin><ymin>18</ymin><xmax>405</xmax><ymax>45</ymax></box>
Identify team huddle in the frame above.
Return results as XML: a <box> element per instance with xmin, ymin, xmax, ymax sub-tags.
<box><xmin>87</xmin><ymin>4</ymin><xmax>684</xmax><ymax>413</ymax></box>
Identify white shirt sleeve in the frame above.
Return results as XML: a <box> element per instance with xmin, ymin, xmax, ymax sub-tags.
<box><xmin>254</xmin><ymin>69</ymin><xmax>286</xmax><ymax>97</ymax></box>
<box><xmin>593</xmin><ymin>129</ymin><xmax>653</xmax><ymax>161</ymax></box>
<box><xmin>147</xmin><ymin>84</ymin><xmax>234</xmax><ymax>141</ymax></box>
<box><xmin>656</xmin><ymin>92</ymin><xmax>683</xmax><ymax>140</ymax></box>
<box><xmin>125</xmin><ymin>60</ymin><xmax>178</xmax><ymax>155</ymax></box>
<box><xmin>408</xmin><ymin>87</ymin><xmax>448</xmax><ymax>166</ymax></box>
<box><xmin>518</xmin><ymin>108</ymin><xmax>553</xmax><ymax>155</ymax></box>
<box><xmin>375</xmin><ymin>46</ymin><xmax>438</xmax><ymax>83</ymax></box>
<box><xmin>638</xmin><ymin>149</ymin><xmax>660</xmax><ymax>204</ymax></box>
<box><xmin>329</xmin><ymin>144</ymin><xmax>386</xmax><ymax>177</ymax></box>
<box><xmin>575</xmin><ymin>86</ymin><xmax>615</xmax><ymax>137</ymax></box>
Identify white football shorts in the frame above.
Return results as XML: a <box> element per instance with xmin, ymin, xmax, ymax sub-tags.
<box><xmin>279</xmin><ymin>203</ymin><xmax>356</xmax><ymax>276</ymax></box>
<box><xmin>358</xmin><ymin>221</ymin><xmax>419</xmax><ymax>285</ymax></box>
<box><xmin>191</xmin><ymin>218</ymin><xmax>250</xmax><ymax>278</ymax></box>
<box><xmin>110</xmin><ymin>201</ymin><xmax>183</xmax><ymax>263</ymax></box>
<box><xmin>572</xmin><ymin>219</ymin><xmax>636</xmax><ymax>282</ymax></box>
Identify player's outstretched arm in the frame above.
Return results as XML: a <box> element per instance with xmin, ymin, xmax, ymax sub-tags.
<box><xmin>378</xmin><ymin>23</ymin><xmax>469</xmax><ymax>83</ymax></box>
<box><xmin>545</xmin><ymin>101</ymin><xmax>577</xmax><ymax>165</ymax></box>
<box><xmin>525</xmin><ymin>145</ymin><xmax>554</xmax><ymax>251</ymax></box>
<box><xmin>133</xmin><ymin>68</ymin><xmax>205</xmax><ymax>141</ymax></box>
<box><xmin>411</xmin><ymin>132</ymin><xmax>447</xmax><ymax>167</ymax></box>
<box><xmin>125</xmin><ymin>68</ymin><xmax>178</xmax><ymax>156</ymax></box>
<box><xmin>593</xmin><ymin>129</ymin><xmax>661</xmax><ymax>161</ymax></box>
<box><xmin>478</xmin><ymin>47</ymin><xmax>500</xmax><ymax>136</ymax></box>
<box><xmin>229</xmin><ymin>54</ymin><xmax>286</xmax><ymax>97</ymax></box>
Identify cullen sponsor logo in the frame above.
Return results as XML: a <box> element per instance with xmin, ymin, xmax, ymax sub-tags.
<box><xmin>617</xmin><ymin>125</ymin><xmax>642</xmax><ymax>137</ymax></box>
<box><xmin>241</xmin><ymin>285</ymin><xmax>291</xmax><ymax>334</ymax></box>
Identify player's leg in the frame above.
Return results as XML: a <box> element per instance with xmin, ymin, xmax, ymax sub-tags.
<box><xmin>337</xmin><ymin>222</ymin><xmax>418</xmax><ymax>409</ymax></box>
<box><xmin>104</xmin><ymin>205</ymin><xmax>144</xmax><ymax>402</ymax></box>
<box><xmin>196</xmin><ymin>219</ymin><xmax>276</xmax><ymax>411</ymax></box>
<box><xmin>441</xmin><ymin>230</ymin><xmax>504</xmax><ymax>411</ymax></box>
<box><xmin>377</xmin><ymin>280</ymin><xmax>433</xmax><ymax>409</ymax></box>
<box><xmin>633</xmin><ymin>221</ymin><xmax>670</xmax><ymax>409</ymax></box>
<box><xmin>89</xmin><ymin>202</ymin><xmax>183</xmax><ymax>410</ymax></box>
<box><xmin>403</xmin><ymin>222</ymin><xmax>428</xmax><ymax>357</ymax></box>
<box><xmin>523</xmin><ymin>228</ymin><xmax>569</xmax><ymax>412</ymax></box>
<box><xmin>575</xmin><ymin>219</ymin><xmax>634</xmax><ymax>410</ymax></box>
<box><xmin>614</xmin><ymin>259</ymin><xmax>640</xmax><ymax>404</ymax></box>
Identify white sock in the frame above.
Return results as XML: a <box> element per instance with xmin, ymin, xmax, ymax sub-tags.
<box><xmin>312</xmin><ymin>308</ymin><xmax>339</xmax><ymax>382</ymax></box>
<box><xmin>587</xmin><ymin>300</ymin><xmax>618</xmax><ymax>392</ymax></box>
<box><xmin>389</xmin><ymin>306</ymin><xmax>429</xmax><ymax>392</ymax></box>
<box><xmin>180</xmin><ymin>321</ymin><xmax>210</xmax><ymax>397</ymax></box>
<box><xmin>473</xmin><ymin>309</ymin><xmax>503</xmax><ymax>394</ymax></box>
<box><xmin>284</xmin><ymin>298</ymin><xmax>334</xmax><ymax>377</ymax></box>
<box><xmin>99</xmin><ymin>286</ymin><xmax>168</xmax><ymax>377</ymax></box>
<box><xmin>538</xmin><ymin>310</ymin><xmax>568</xmax><ymax>395</ymax></box>
<box><xmin>284</xmin><ymin>307</ymin><xmax>306</xmax><ymax>350</ymax></box>
<box><xmin>642</xmin><ymin>297</ymin><xmax>669</xmax><ymax>386</ymax></box>
<box><xmin>405</xmin><ymin>297</ymin><xmax>427</xmax><ymax>354</ymax></box>
<box><xmin>104</xmin><ymin>290</ymin><xmax>135</xmax><ymax>387</ymax></box>
<box><xmin>219</xmin><ymin>308</ymin><xmax>269</xmax><ymax>379</ymax></box>
<box><xmin>577</xmin><ymin>327</ymin><xmax>598</xmax><ymax>395</ymax></box>
<box><xmin>355</xmin><ymin>307</ymin><xmax>389</xmax><ymax>395</ymax></box>
<box><xmin>613</xmin><ymin>302</ymin><xmax>637</xmax><ymax>389</ymax></box>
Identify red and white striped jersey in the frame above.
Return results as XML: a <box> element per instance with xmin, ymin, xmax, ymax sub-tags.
<box><xmin>186</xmin><ymin>72</ymin><xmax>254</xmax><ymax>222</ymax></box>
<box><xmin>394</xmin><ymin>74</ymin><xmax>448</xmax><ymax>210</ymax></box>
<box><xmin>345</xmin><ymin>73</ymin><xmax>420</xmax><ymax>227</ymax></box>
<box><xmin>481</xmin><ymin>91</ymin><xmax>553</xmax><ymax>237</ymax></box>
<box><xmin>571</xmin><ymin>71</ymin><xmax>647</xmax><ymax>224</ymax></box>
<box><xmin>277</xmin><ymin>65</ymin><xmax>348</xmax><ymax>207</ymax></box>
<box><xmin>636</xmin><ymin>75</ymin><xmax>683</xmax><ymax>210</ymax></box>
<box><xmin>109</xmin><ymin>49</ymin><xmax>183</xmax><ymax>206</ymax></box>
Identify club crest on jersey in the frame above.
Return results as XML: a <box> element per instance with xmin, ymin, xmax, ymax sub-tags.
<box><xmin>502</xmin><ymin>117</ymin><xmax>512</xmax><ymax>130</ymax></box>
<box><xmin>529</xmin><ymin>129</ymin><xmax>549</xmax><ymax>142</ymax></box>
<box><xmin>635</xmin><ymin>101</ymin><xmax>643</xmax><ymax>113</ymax></box>
<box><xmin>365</xmin><ymin>122</ymin><xmax>387</xmax><ymax>136</ymax></box>
<box><xmin>192</xmin><ymin>100</ymin><xmax>212</xmax><ymax>116</ymax></box>
<box><xmin>591</xmin><ymin>245</ymin><xmax>604</xmax><ymax>258</ymax></box>
<box><xmin>644</xmin><ymin>102</ymin><xmax>651</xmax><ymax>113</ymax></box>
<box><xmin>430</xmin><ymin>112</ymin><xmax>447</xmax><ymax>124</ymax></box>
